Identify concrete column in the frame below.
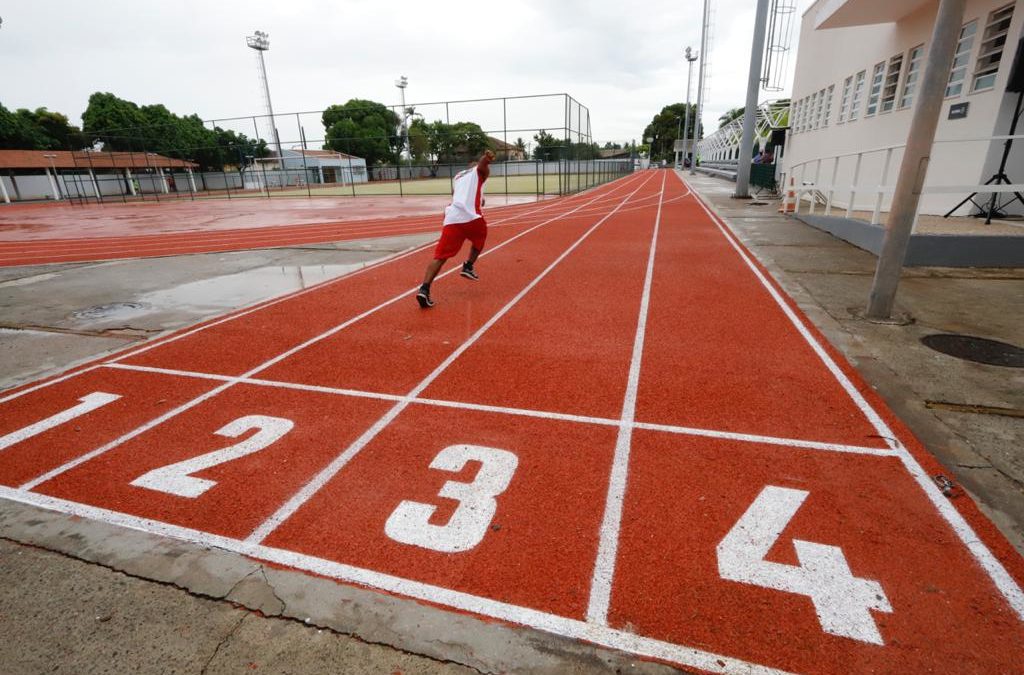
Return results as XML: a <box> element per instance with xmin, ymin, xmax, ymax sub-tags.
<box><xmin>0</xmin><ymin>176</ymin><xmax>10</xmax><ymax>204</ymax></box>
<box><xmin>866</xmin><ymin>0</ymin><xmax>967</xmax><ymax>319</ymax></box>
<box><xmin>44</xmin><ymin>167</ymin><xmax>61</xmax><ymax>201</ymax></box>
<box><xmin>691</xmin><ymin>0</ymin><xmax>710</xmax><ymax>176</ymax></box>
<box><xmin>125</xmin><ymin>169</ymin><xmax>137</xmax><ymax>196</ymax></box>
<box><xmin>158</xmin><ymin>168</ymin><xmax>169</xmax><ymax>193</ymax></box>
<box><xmin>187</xmin><ymin>168</ymin><xmax>197</xmax><ymax>193</ymax></box>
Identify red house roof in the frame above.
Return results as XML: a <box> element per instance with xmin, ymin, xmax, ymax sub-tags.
<box><xmin>0</xmin><ymin>150</ymin><xmax>198</xmax><ymax>170</ymax></box>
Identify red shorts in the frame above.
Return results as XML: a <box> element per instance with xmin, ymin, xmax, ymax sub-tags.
<box><xmin>433</xmin><ymin>217</ymin><xmax>487</xmax><ymax>260</ymax></box>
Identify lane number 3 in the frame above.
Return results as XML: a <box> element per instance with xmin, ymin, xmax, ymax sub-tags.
<box><xmin>385</xmin><ymin>444</ymin><xmax>518</xmax><ymax>553</ymax></box>
<box><xmin>717</xmin><ymin>485</ymin><xmax>893</xmax><ymax>645</ymax></box>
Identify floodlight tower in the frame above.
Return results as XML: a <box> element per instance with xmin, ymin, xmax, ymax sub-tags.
<box><xmin>246</xmin><ymin>30</ymin><xmax>282</xmax><ymax>158</ymax></box>
<box><xmin>395</xmin><ymin>75</ymin><xmax>410</xmax><ymax>165</ymax></box>
<box><xmin>681</xmin><ymin>46</ymin><xmax>699</xmax><ymax>169</ymax></box>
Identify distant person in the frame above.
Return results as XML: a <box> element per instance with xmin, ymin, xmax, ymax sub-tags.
<box><xmin>416</xmin><ymin>150</ymin><xmax>495</xmax><ymax>309</ymax></box>
<box><xmin>761</xmin><ymin>148</ymin><xmax>775</xmax><ymax>164</ymax></box>
<box><xmin>752</xmin><ymin>152</ymin><xmax>763</xmax><ymax>164</ymax></box>
<box><xmin>167</xmin><ymin>175</ymin><xmax>176</xmax><ymax>192</ymax></box>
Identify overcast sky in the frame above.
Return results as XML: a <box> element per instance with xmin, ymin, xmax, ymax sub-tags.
<box><xmin>1</xmin><ymin>0</ymin><xmax>814</xmax><ymax>146</ymax></box>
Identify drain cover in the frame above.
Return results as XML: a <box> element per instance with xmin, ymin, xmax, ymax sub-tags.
<box><xmin>72</xmin><ymin>302</ymin><xmax>149</xmax><ymax>320</ymax></box>
<box><xmin>921</xmin><ymin>334</ymin><xmax>1024</xmax><ymax>368</ymax></box>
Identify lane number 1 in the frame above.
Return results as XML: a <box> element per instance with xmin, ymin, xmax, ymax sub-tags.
<box><xmin>385</xmin><ymin>444</ymin><xmax>518</xmax><ymax>553</ymax></box>
<box><xmin>0</xmin><ymin>392</ymin><xmax>121</xmax><ymax>452</ymax></box>
<box><xmin>717</xmin><ymin>485</ymin><xmax>893</xmax><ymax>645</ymax></box>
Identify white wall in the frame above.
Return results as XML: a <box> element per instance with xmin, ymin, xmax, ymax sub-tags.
<box><xmin>786</xmin><ymin>0</ymin><xmax>1024</xmax><ymax>216</ymax></box>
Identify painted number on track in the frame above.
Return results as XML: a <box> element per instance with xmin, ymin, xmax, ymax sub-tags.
<box><xmin>0</xmin><ymin>392</ymin><xmax>121</xmax><ymax>451</ymax></box>
<box><xmin>717</xmin><ymin>485</ymin><xmax>892</xmax><ymax>644</ymax></box>
<box><xmin>131</xmin><ymin>415</ymin><xmax>294</xmax><ymax>498</ymax></box>
<box><xmin>385</xmin><ymin>444</ymin><xmax>518</xmax><ymax>553</ymax></box>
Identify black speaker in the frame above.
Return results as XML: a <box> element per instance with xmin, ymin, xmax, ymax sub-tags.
<box><xmin>1006</xmin><ymin>37</ymin><xmax>1024</xmax><ymax>93</ymax></box>
<box><xmin>770</xmin><ymin>128</ymin><xmax>787</xmax><ymax>148</ymax></box>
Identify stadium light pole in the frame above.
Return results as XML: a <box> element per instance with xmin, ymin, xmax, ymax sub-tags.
<box><xmin>246</xmin><ymin>30</ymin><xmax>282</xmax><ymax>158</ymax></box>
<box><xmin>395</xmin><ymin>75</ymin><xmax>410</xmax><ymax>166</ymax></box>
<box><xmin>690</xmin><ymin>0</ymin><xmax>710</xmax><ymax>176</ymax></box>
<box><xmin>682</xmin><ymin>46</ymin><xmax>698</xmax><ymax>169</ymax></box>
<box><xmin>734</xmin><ymin>0</ymin><xmax>771</xmax><ymax>198</ymax></box>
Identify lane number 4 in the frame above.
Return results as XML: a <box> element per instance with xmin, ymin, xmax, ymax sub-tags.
<box><xmin>717</xmin><ymin>485</ymin><xmax>893</xmax><ymax>645</ymax></box>
<box><xmin>385</xmin><ymin>444</ymin><xmax>518</xmax><ymax>553</ymax></box>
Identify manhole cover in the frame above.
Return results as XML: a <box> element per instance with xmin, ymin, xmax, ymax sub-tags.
<box><xmin>921</xmin><ymin>334</ymin><xmax>1024</xmax><ymax>368</ymax></box>
<box><xmin>750</xmin><ymin>201</ymin><xmax>769</xmax><ymax>206</ymax></box>
<box><xmin>72</xmin><ymin>302</ymin><xmax>149</xmax><ymax>320</ymax></box>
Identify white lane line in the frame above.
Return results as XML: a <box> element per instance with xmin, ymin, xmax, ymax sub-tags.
<box><xmin>0</xmin><ymin>486</ymin><xmax>791</xmax><ymax>675</ymax></box>
<box><xmin>246</xmin><ymin>174</ymin><xmax>659</xmax><ymax>544</ymax></box>
<box><xmin>586</xmin><ymin>172</ymin><xmax>667</xmax><ymax>625</ymax></box>
<box><xmin>19</xmin><ymin>174</ymin><xmax>651</xmax><ymax>491</ymax></box>
<box><xmin>0</xmin><ymin>174</ymin><xmax>642</xmax><ymax>406</ymax></box>
<box><xmin>680</xmin><ymin>172</ymin><xmax>1024</xmax><ymax>621</ymax></box>
<box><xmin>103</xmin><ymin>362</ymin><xmax>892</xmax><ymax>457</ymax></box>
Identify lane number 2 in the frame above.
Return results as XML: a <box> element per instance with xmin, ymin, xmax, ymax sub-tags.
<box><xmin>131</xmin><ymin>415</ymin><xmax>293</xmax><ymax>498</ymax></box>
<box><xmin>0</xmin><ymin>392</ymin><xmax>121</xmax><ymax>452</ymax></box>
<box><xmin>717</xmin><ymin>485</ymin><xmax>893</xmax><ymax>645</ymax></box>
<box><xmin>385</xmin><ymin>444</ymin><xmax>518</xmax><ymax>553</ymax></box>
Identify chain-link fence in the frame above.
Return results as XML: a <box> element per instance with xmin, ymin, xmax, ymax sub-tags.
<box><xmin>45</xmin><ymin>94</ymin><xmax>633</xmax><ymax>205</ymax></box>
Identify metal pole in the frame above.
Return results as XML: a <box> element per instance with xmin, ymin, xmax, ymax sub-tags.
<box><xmin>866</xmin><ymin>0</ymin><xmax>966</xmax><ymax>319</ymax></box>
<box><xmin>691</xmin><ymin>0</ymin><xmax>710</xmax><ymax>175</ymax></box>
<box><xmin>683</xmin><ymin>55</ymin><xmax>695</xmax><ymax>169</ymax></box>
<box><xmin>735</xmin><ymin>0</ymin><xmax>771</xmax><ymax>197</ymax></box>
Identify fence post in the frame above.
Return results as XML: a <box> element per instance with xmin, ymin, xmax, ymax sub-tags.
<box><xmin>503</xmin><ymin>97</ymin><xmax>509</xmax><ymax>201</ymax></box>
<box><xmin>872</xmin><ymin>147</ymin><xmax>894</xmax><ymax>224</ymax></box>
<box><xmin>297</xmin><ymin>113</ymin><xmax>312</xmax><ymax>198</ymax></box>
<box><xmin>825</xmin><ymin>156</ymin><xmax>839</xmax><ymax>216</ymax></box>
<box><xmin>847</xmin><ymin>152</ymin><xmax>863</xmax><ymax>218</ymax></box>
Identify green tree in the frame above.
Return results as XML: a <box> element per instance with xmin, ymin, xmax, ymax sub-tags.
<box><xmin>641</xmin><ymin>103</ymin><xmax>699</xmax><ymax>161</ymax></box>
<box><xmin>0</xmin><ymin>104</ymin><xmax>86</xmax><ymax>150</ymax></box>
<box><xmin>322</xmin><ymin>99</ymin><xmax>401</xmax><ymax>167</ymax></box>
<box><xmin>718</xmin><ymin>107</ymin><xmax>745</xmax><ymax>128</ymax></box>
<box><xmin>514</xmin><ymin>137</ymin><xmax>527</xmax><ymax>157</ymax></box>
<box><xmin>531</xmin><ymin>129</ymin><xmax>562</xmax><ymax>160</ymax></box>
<box><xmin>82</xmin><ymin>92</ymin><xmax>149</xmax><ymax>149</ymax></box>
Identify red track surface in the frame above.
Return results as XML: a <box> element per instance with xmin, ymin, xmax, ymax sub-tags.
<box><xmin>0</xmin><ymin>195</ymin><xmax>538</xmax><ymax>267</ymax></box>
<box><xmin>1</xmin><ymin>171</ymin><xmax>1022</xmax><ymax>673</ymax></box>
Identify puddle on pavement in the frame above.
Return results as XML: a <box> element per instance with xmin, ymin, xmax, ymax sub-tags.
<box><xmin>136</xmin><ymin>263</ymin><xmax>367</xmax><ymax>312</ymax></box>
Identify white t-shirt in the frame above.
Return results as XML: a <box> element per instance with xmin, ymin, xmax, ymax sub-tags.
<box><xmin>443</xmin><ymin>165</ymin><xmax>485</xmax><ymax>225</ymax></box>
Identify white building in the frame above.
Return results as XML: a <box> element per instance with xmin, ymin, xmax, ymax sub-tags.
<box><xmin>278</xmin><ymin>148</ymin><xmax>367</xmax><ymax>184</ymax></box>
<box><xmin>784</xmin><ymin>0</ymin><xmax>1024</xmax><ymax>217</ymax></box>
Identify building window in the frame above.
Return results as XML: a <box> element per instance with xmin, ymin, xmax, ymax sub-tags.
<box><xmin>866</xmin><ymin>62</ymin><xmax>886</xmax><ymax>116</ymax></box>
<box><xmin>810</xmin><ymin>91</ymin><xmax>820</xmax><ymax>129</ymax></box>
<box><xmin>880</xmin><ymin>53</ymin><xmax>905</xmax><ymax>112</ymax></box>
<box><xmin>816</xmin><ymin>88</ymin><xmax>827</xmax><ymax>128</ymax></box>
<box><xmin>849</xmin><ymin>70</ymin><xmax>866</xmax><ymax>121</ymax></box>
<box><xmin>900</xmin><ymin>45</ymin><xmax>924</xmax><ymax>109</ymax></box>
<box><xmin>839</xmin><ymin>76</ymin><xmax>853</xmax><ymax>123</ymax></box>
<box><xmin>824</xmin><ymin>85</ymin><xmax>834</xmax><ymax>126</ymax></box>
<box><xmin>947</xmin><ymin>21</ymin><xmax>978</xmax><ymax>97</ymax></box>
<box><xmin>973</xmin><ymin>3</ymin><xmax>1015</xmax><ymax>92</ymax></box>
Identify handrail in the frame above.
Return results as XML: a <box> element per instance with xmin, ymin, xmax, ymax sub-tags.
<box><xmin>786</xmin><ymin>134</ymin><xmax>1024</xmax><ymax>172</ymax></box>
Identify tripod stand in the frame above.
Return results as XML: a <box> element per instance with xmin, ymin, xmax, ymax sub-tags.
<box><xmin>944</xmin><ymin>89</ymin><xmax>1024</xmax><ymax>224</ymax></box>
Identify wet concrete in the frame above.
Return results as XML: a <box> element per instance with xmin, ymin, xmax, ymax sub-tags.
<box><xmin>0</xmin><ymin>234</ymin><xmax>436</xmax><ymax>391</ymax></box>
<box><xmin>687</xmin><ymin>172</ymin><xmax>1024</xmax><ymax>554</ymax></box>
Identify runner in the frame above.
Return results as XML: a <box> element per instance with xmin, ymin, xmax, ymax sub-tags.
<box><xmin>416</xmin><ymin>149</ymin><xmax>495</xmax><ymax>308</ymax></box>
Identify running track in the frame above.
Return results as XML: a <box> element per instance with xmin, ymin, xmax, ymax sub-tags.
<box><xmin>0</xmin><ymin>197</ymin><xmax>547</xmax><ymax>267</ymax></box>
<box><xmin>0</xmin><ymin>171</ymin><xmax>1021</xmax><ymax>673</ymax></box>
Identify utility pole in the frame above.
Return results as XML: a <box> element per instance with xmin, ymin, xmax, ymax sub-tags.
<box><xmin>691</xmin><ymin>0</ymin><xmax>710</xmax><ymax>175</ymax></box>
<box><xmin>734</xmin><ymin>0</ymin><xmax>771</xmax><ymax>197</ymax></box>
<box><xmin>682</xmin><ymin>46</ymin><xmax>698</xmax><ymax>169</ymax></box>
<box><xmin>866</xmin><ymin>0</ymin><xmax>966</xmax><ymax>319</ymax></box>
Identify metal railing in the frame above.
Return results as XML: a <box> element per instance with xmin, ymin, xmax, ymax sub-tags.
<box><xmin>781</xmin><ymin>134</ymin><xmax>1024</xmax><ymax>222</ymax></box>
